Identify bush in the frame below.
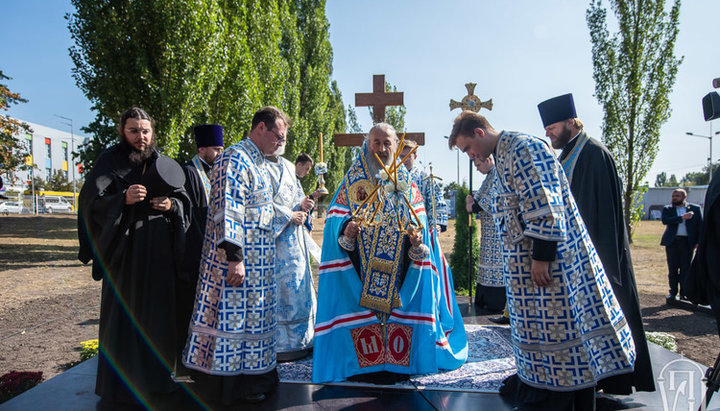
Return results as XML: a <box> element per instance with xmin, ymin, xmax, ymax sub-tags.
<box><xmin>80</xmin><ymin>339</ymin><xmax>99</xmax><ymax>361</ymax></box>
<box><xmin>0</xmin><ymin>371</ymin><xmax>44</xmax><ymax>404</ymax></box>
<box><xmin>646</xmin><ymin>331</ymin><xmax>677</xmax><ymax>352</ymax></box>
<box><xmin>449</xmin><ymin>184</ymin><xmax>480</xmax><ymax>293</ymax></box>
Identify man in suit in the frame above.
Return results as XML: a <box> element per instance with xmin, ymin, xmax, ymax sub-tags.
<box><xmin>661</xmin><ymin>188</ymin><xmax>703</xmax><ymax>301</ymax></box>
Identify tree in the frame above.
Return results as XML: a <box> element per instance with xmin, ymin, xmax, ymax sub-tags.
<box><xmin>654</xmin><ymin>171</ymin><xmax>667</xmax><ymax>187</ymax></box>
<box><xmin>449</xmin><ymin>183</ymin><xmax>479</xmax><ymax>293</ymax></box>
<box><xmin>0</xmin><ymin>71</ymin><xmax>32</xmax><ymax>182</ymax></box>
<box><xmin>68</xmin><ymin>0</ymin><xmax>348</xmax><ymax>194</ymax></box>
<box><xmin>587</xmin><ymin>0</ymin><xmax>682</xmax><ymax>239</ymax></box>
<box><xmin>68</xmin><ymin>0</ymin><xmax>231</xmax><ymax>157</ymax></box>
<box><xmin>46</xmin><ymin>170</ymin><xmax>74</xmax><ymax>192</ymax></box>
<box><xmin>680</xmin><ymin>162</ymin><xmax>718</xmax><ymax>186</ymax></box>
<box><xmin>443</xmin><ymin>181</ymin><xmax>461</xmax><ymax>199</ymax></box>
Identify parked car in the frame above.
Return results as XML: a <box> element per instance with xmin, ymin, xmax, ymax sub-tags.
<box><xmin>0</xmin><ymin>201</ymin><xmax>30</xmax><ymax>215</ymax></box>
<box><xmin>41</xmin><ymin>196</ymin><xmax>73</xmax><ymax>213</ymax></box>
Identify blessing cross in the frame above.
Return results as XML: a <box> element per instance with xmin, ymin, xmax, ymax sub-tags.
<box><xmin>333</xmin><ymin>74</ymin><xmax>425</xmax><ymax>146</ymax></box>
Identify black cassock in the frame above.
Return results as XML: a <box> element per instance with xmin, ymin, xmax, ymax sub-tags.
<box><xmin>78</xmin><ymin>143</ymin><xmax>190</xmax><ymax>405</ymax></box>
<box><xmin>689</xmin><ymin>167</ymin><xmax>720</xmax><ymax>335</ymax></box>
<box><xmin>559</xmin><ymin>133</ymin><xmax>655</xmax><ymax>393</ymax></box>
<box><xmin>175</xmin><ymin>159</ymin><xmax>210</xmax><ymax>357</ymax></box>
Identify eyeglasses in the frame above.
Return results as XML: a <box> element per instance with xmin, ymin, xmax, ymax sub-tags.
<box><xmin>268</xmin><ymin>128</ymin><xmax>286</xmax><ymax>142</ymax></box>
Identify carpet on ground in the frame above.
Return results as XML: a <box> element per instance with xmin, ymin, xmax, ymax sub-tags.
<box><xmin>277</xmin><ymin>324</ymin><xmax>516</xmax><ymax>392</ymax></box>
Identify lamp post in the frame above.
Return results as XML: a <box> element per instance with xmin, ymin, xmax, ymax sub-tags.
<box><xmin>54</xmin><ymin>115</ymin><xmax>77</xmax><ymax>211</ymax></box>
<box><xmin>686</xmin><ymin>129</ymin><xmax>720</xmax><ymax>183</ymax></box>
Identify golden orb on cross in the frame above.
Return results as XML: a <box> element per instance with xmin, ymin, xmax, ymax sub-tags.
<box><xmin>449</xmin><ymin>83</ymin><xmax>493</xmax><ymax>112</ymax></box>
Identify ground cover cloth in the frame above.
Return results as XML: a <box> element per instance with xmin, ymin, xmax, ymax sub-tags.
<box><xmin>278</xmin><ymin>324</ymin><xmax>515</xmax><ymax>392</ymax></box>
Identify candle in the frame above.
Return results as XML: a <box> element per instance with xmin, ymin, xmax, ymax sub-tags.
<box><xmin>319</xmin><ymin>133</ymin><xmax>323</xmax><ymax>163</ymax></box>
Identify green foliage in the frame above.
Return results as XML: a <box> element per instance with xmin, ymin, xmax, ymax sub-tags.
<box><xmin>79</xmin><ymin>339</ymin><xmax>99</xmax><ymax>361</ymax></box>
<box><xmin>587</xmin><ymin>0</ymin><xmax>682</xmax><ymax>240</ymax></box>
<box><xmin>76</xmin><ymin>113</ymin><xmax>116</xmax><ymax>176</ymax></box>
<box><xmin>27</xmin><ymin>176</ymin><xmax>46</xmax><ymax>191</ymax></box>
<box><xmin>654</xmin><ymin>171</ymin><xmax>681</xmax><ymax>187</ymax></box>
<box><xmin>645</xmin><ymin>331</ymin><xmax>677</xmax><ymax>352</ymax></box>
<box><xmin>449</xmin><ymin>184</ymin><xmax>479</xmax><ymax>292</ymax></box>
<box><xmin>46</xmin><ymin>170</ymin><xmax>74</xmax><ymax>192</ymax></box>
<box><xmin>68</xmin><ymin>0</ymin><xmax>230</xmax><ymax>157</ymax></box>
<box><xmin>0</xmin><ymin>71</ymin><xmax>32</xmax><ymax>179</ymax></box>
<box><xmin>68</xmin><ymin>0</ymin><xmax>348</xmax><ymax>190</ymax></box>
<box><xmin>443</xmin><ymin>181</ymin><xmax>460</xmax><ymax>199</ymax></box>
<box><xmin>680</xmin><ymin>162</ymin><xmax>718</xmax><ymax>186</ymax></box>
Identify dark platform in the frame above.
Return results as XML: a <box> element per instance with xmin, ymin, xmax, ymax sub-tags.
<box><xmin>3</xmin><ymin>298</ymin><xmax>719</xmax><ymax>410</ymax></box>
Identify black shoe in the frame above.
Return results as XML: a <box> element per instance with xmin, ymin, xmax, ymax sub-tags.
<box><xmin>241</xmin><ymin>393</ymin><xmax>266</xmax><ymax>403</ymax></box>
<box><xmin>679</xmin><ymin>295</ymin><xmax>689</xmax><ymax>301</ymax></box>
<box><xmin>489</xmin><ymin>316</ymin><xmax>510</xmax><ymax>325</ymax></box>
<box><xmin>666</xmin><ymin>294</ymin><xmax>677</xmax><ymax>300</ymax></box>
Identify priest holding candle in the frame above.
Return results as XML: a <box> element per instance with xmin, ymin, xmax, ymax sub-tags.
<box><xmin>312</xmin><ymin>123</ymin><xmax>467</xmax><ymax>384</ymax></box>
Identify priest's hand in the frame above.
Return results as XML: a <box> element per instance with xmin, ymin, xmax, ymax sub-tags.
<box><xmin>301</xmin><ymin>196</ymin><xmax>315</xmax><ymax>212</ymax></box>
<box><xmin>344</xmin><ymin>221</ymin><xmax>360</xmax><ymax>238</ymax></box>
<box><xmin>530</xmin><ymin>259</ymin><xmax>551</xmax><ymax>287</ymax></box>
<box><xmin>311</xmin><ymin>189</ymin><xmax>325</xmax><ymax>200</ymax></box>
<box><xmin>227</xmin><ymin>261</ymin><xmax>245</xmax><ymax>286</ymax></box>
<box><xmin>409</xmin><ymin>230</ymin><xmax>423</xmax><ymax>247</ymax></box>
<box><xmin>465</xmin><ymin>195</ymin><xmax>474</xmax><ymax>213</ymax></box>
<box><xmin>125</xmin><ymin>184</ymin><xmax>147</xmax><ymax>205</ymax></box>
<box><xmin>292</xmin><ymin>211</ymin><xmax>307</xmax><ymax>225</ymax></box>
<box><xmin>150</xmin><ymin>196</ymin><xmax>171</xmax><ymax>212</ymax></box>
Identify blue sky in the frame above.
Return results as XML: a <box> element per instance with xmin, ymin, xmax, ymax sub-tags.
<box><xmin>4</xmin><ymin>0</ymin><xmax>719</xmax><ymax>187</ymax></box>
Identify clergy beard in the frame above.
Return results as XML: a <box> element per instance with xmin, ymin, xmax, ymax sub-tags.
<box><xmin>123</xmin><ymin>137</ymin><xmax>157</xmax><ymax>166</ymax></box>
<box><xmin>551</xmin><ymin>124</ymin><xmax>573</xmax><ymax>150</ymax></box>
<box><xmin>365</xmin><ymin>149</ymin><xmax>394</xmax><ymax>180</ymax></box>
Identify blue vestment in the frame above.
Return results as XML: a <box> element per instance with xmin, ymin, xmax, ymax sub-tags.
<box><xmin>492</xmin><ymin>131</ymin><xmax>635</xmax><ymax>390</ymax></box>
<box><xmin>266</xmin><ymin>155</ymin><xmax>318</xmax><ymax>354</ymax></box>
<box><xmin>183</xmin><ymin>138</ymin><xmax>277</xmax><ymax>376</ymax></box>
<box><xmin>312</xmin><ymin>144</ymin><xmax>467</xmax><ymax>383</ymax></box>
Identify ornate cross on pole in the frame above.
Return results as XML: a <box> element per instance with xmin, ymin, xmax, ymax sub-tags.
<box><xmin>334</xmin><ymin>74</ymin><xmax>425</xmax><ymax>146</ymax></box>
<box><xmin>449</xmin><ymin>82</ymin><xmax>493</xmax><ymax>305</ymax></box>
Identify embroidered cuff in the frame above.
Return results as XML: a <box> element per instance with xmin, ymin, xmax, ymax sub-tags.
<box><xmin>408</xmin><ymin>244</ymin><xmax>430</xmax><ymax>261</ymax></box>
<box><xmin>338</xmin><ymin>235</ymin><xmax>356</xmax><ymax>252</ymax></box>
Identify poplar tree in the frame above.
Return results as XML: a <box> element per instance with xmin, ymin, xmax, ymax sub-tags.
<box><xmin>587</xmin><ymin>0</ymin><xmax>682</xmax><ymax>238</ymax></box>
<box><xmin>68</xmin><ymin>0</ymin><xmax>229</xmax><ymax>157</ymax></box>
<box><xmin>68</xmin><ymin>0</ymin><xmax>347</xmax><ymax>192</ymax></box>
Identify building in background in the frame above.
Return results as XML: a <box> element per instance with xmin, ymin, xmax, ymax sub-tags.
<box><xmin>5</xmin><ymin>120</ymin><xmax>87</xmax><ymax>192</ymax></box>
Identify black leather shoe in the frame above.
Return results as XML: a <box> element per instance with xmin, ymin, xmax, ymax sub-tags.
<box><xmin>241</xmin><ymin>393</ymin><xmax>266</xmax><ymax>403</ymax></box>
<box><xmin>489</xmin><ymin>316</ymin><xmax>510</xmax><ymax>325</ymax></box>
<box><xmin>666</xmin><ymin>294</ymin><xmax>677</xmax><ymax>300</ymax></box>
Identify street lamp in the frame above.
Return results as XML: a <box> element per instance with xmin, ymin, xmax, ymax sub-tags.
<box><xmin>686</xmin><ymin>130</ymin><xmax>720</xmax><ymax>183</ymax></box>
<box><xmin>54</xmin><ymin>115</ymin><xmax>77</xmax><ymax>211</ymax></box>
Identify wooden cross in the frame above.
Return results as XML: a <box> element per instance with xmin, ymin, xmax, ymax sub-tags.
<box><xmin>333</xmin><ymin>74</ymin><xmax>425</xmax><ymax>146</ymax></box>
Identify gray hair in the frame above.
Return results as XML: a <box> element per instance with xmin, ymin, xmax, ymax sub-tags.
<box><xmin>366</xmin><ymin>122</ymin><xmax>399</xmax><ymax>143</ymax></box>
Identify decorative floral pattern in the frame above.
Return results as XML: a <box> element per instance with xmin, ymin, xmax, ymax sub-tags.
<box><xmin>277</xmin><ymin>325</ymin><xmax>515</xmax><ymax>392</ymax></box>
